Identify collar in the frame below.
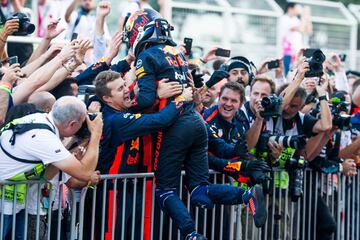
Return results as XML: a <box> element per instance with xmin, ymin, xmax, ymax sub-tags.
<box><xmin>46</xmin><ymin>113</ymin><xmax>60</xmax><ymax>137</ymax></box>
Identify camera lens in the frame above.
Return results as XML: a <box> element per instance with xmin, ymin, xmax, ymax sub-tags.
<box><xmin>312</xmin><ymin>50</ymin><xmax>325</xmax><ymax>63</ymax></box>
<box><xmin>261</xmin><ymin>96</ymin><xmax>272</xmax><ymax>108</ymax></box>
<box><xmin>23</xmin><ymin>21</ymin><xmax>35</xmax><ymax>34</ymax></box>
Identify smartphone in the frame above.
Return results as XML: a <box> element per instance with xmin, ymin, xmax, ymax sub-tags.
<box><xmin>8</xmin><ymin>56</ymin><xmax>18</xmax><ymax>65</ymax></box>
<box><xmin>339</xmin><ymin>54</ymin><xmax>347</xmax><ymax>62</ymax></box>
<box><xmin>268</xmin><ymin>60</ymin><xmax>280</xmax><ymax>69</ymax></box>
<box><xmin>71</xmin><ymin>32</ymin><xmax>78</xmax><ymax>41</ymax></box>
<box><xmin>184</xmin><ymin>37</ymin><xmax>193</xmax><ymax>56</ymax></box>
<box><xmin>215</xmin><ymin>48</ymin><xmax>231</xmax><ymax>57</ymax></box>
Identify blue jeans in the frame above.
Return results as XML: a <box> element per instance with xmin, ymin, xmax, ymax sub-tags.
<box><xmin>2</xmin><ymin>210</ymin><xmax>25</xmax><ymax>240</ymax></box>
<box><xmin>283</xmin><ymin>55</ymin><xmax>292</xmax><ymax>77</ymax></box>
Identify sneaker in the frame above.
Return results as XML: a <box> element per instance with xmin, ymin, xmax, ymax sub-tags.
<box><xmin>185</xmin><ymin>231</ymin><xmax>207</xmax><ymax>240</ymax></box>
<box><xmin>242</xmin><ymin>184</ymin><xmax>267</xmax><ymax>228</ymax></box>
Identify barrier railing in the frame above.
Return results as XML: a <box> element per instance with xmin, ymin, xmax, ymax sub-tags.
<box><xmin>0</xmin><ymin>169</ymin><xmax>358</xmax><ymax>240</ymax></box>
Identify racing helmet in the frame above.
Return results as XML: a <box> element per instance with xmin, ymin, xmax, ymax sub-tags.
<box><xmin>124</xmin><ymin>8</ymin><xmax>176</xmax><ymax>56</ymax></box>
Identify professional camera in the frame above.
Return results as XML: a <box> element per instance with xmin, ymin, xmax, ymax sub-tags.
<box><xmin>304</xmin><ymin>49</ymin><xmax>325</xmax><ymax>78</ymax></box>
<box><xmin>257</xmin><ymin>131</ymin><xmax>307</xmax><ymax>152</ymax></box>
<box><xmin>285</xmin><ymin>153</ymin><xmax>306</xmax><ymax>202</ymax></box>
<box><xmin>75</xmin><ymin>113</ymin><xmax>97</xmax><ymax>139</ymax></box>
<box><xmin>330</xmin><ymin>97</ymin><xmax>351</xmax><ymax>131</ymax></box>
<box><xmin>260</xmin><ymin>94</ymin><xmax>283</xmax><ymax>118</ymax></box>
<box><xmin>2</xmin><ymin>12</ymin><xmax>35</xmax><ymax>36</ymax></box>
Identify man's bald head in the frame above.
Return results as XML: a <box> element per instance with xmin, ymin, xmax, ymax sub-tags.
<box><xmin>51</xmin><ymin>96</ymin><xmax>87</xmax><ymax>128</ymax></box>
<box><xmin>28</xmin><ymin>91</ymin><xmax>56</xmax><ymax>113</ymax></box>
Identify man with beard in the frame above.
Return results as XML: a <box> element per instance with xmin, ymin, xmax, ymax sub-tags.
<box><xmin>225</xmin><ymin>56</ymin><xmax>256</xmax><ymax>87</ymax></box>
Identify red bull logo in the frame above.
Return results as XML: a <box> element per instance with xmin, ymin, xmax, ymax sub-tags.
<box><xmin>224</xmin><ymin>161</ymin><xmax>241</xmax><ymax>172</ymax></box>
<box><xmin>126</xmin><ymin>10</ymin><xmax>150</xmax><ymax>47</ymax></box>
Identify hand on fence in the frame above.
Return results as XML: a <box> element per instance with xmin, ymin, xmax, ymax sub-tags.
<box><xmin>89</xmin><ymin>170</ymin><xmax>101</xmax><ymax>186</ymax></box>
<box><xmin>342</xmin><ymin>159</ymin><xmax>357</xmax><ymax>177</ymax></box>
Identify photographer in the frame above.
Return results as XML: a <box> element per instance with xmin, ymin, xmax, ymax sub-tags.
<box><xmin>0</xmin><ymin>96</ymin><xmax>102</xmax><ymax>239</ymax></box>
<box><xmin>237</xmin><ymin>75</ymin><xmax>276</xmax><ymax>150</ymax></box>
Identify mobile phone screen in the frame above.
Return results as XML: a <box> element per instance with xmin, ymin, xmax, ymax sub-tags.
<box><xmin>8</xmin><ymin>56</ymin><xmax>18</xmax><ymax>65</ymax></box>
<box><xmin>184</xmin><ymin>38</ymin><xmax>193</xmax><ymax>56</ymax></box>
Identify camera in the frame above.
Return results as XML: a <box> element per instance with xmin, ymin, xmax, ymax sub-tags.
<box><xmin>330</xmin><ymin>97</ymin><xmax>351</xmax><ymax>131</ymax></box>
<box><xmin>285</xmin><ymin>154</ymin><xmax>306</xmax><ymax>202</ymax></box>
<box><xmin>2</xmin><ymin>12</ymin><xmax>35</xmax><ymax>36</ymax></box>
<box><xmin>75</xmin><ymin>113</ymin><xmax>97</xmax><ymax>139</ymax></box>
<box><xmin>260</xmin><ymin>94</ymin><xmax>283</xmax><ymax>118</ymax></box>
<box><xmin>304</xmin><ymin>49</ymin><xmax>325</xmax><ymax>78</ymax></box>
<box><xmin>257</xmin><ymin>131</ymin><xmax>307</xmax><ymax>152</ymax></box>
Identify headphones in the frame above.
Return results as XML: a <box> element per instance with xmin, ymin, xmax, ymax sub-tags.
<box><xmin>220</xmin><ymin>56</ymin><xmax>257</xmax><ymax>85</ymax></box>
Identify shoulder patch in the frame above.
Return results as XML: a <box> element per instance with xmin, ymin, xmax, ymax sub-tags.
<box><xmin>136</xmin><ymin>59</ymin><xmax>143</xmax><ymax>69</ymax></box>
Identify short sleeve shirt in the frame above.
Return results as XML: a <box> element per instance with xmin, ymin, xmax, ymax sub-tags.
<box><xmin>0</xmin><ymin>113</ymin><xmax>71</xmax><ymax>181</ymax></box>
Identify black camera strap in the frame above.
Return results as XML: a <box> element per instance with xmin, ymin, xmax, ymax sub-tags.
<box><xmin>272</xmin><ymin>113</ymin><xmax>304</xmax><ymax>136</ymax></box>
<box><xmin>0</xmin><ymin>7</ymin><xmax>6</xmax><ymax>23</ymax></box>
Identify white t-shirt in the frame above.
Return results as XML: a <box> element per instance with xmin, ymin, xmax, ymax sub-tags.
<box><xmin>0</xmin><ymin>113</ymin><xmax>70</xmax><ymax>215</ymax></box>
<box><xmin>279</xmin><ymin>14</ymin><xmax>302</xmax><ymax>56</ymax></box>
<box><xmin>66</xmin><ymin>10</ymin><xmax>110</xmax><ymax>41</ymax></box>
<box><xmin>0</xmin><ymin>113</ymin><xmax>71</xmax><ymax>181</ymax></box>
<box><xmin>121</xmin><ymin>0</ymin><xmax>153</xmax><ymax>18</ymax></box>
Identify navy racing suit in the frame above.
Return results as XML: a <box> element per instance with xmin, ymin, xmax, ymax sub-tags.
<box><xmin>132</xmin><ymin>43</ymin><xmax>250</xmax><ymax>237</ymax></box>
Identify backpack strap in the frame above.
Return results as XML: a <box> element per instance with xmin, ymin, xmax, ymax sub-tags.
<box><xmin>0</xmin><ymin>123</ymin><xmax>55</xmax><ymax>164</ymax></box>
<box><xmin>5</xmin><ymin>123</ymin><xmax>55</xmax><ymax>145</ymax></box>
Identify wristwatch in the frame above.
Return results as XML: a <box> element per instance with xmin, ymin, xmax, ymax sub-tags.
<box><xmin>318</xmin><ymin>95</ymin><xmax>327</xmax><ymax>101</ymax></box>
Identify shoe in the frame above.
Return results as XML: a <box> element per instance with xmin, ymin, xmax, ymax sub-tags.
<box><xmin>185</xmin><ymin>231</ymin><xmax>207</xmax><ymax>240</ymax></box>
<box><xmin>242</xmin><ymin>184</ymin><xmax>267</xmax><ymax>228</ymax></box>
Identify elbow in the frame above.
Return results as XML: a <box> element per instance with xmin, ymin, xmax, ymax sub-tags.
<box><xmin>322</xmin><ymin>122</ymin><xmax>332</xmax><ymax>132</ymax></box>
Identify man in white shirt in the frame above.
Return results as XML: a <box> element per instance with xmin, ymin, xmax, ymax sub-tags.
<box><xmin>0</xmin><ymin>96</ymin><xmax>102</xmax><ymax>239</ymax></box>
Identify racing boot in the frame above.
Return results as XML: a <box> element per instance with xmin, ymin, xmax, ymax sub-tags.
<box><xmin>242</xmin><ymin>184</ymin><xmax>267</xmax><ymax>228</ymax></box>
<box><xmin>185</xmin><ymin>231</ymin><xmax>207</xmax><ymax>240</ymax></box>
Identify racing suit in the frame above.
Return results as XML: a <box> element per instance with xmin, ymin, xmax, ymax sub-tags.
<box><xmin>133</xmin><ymin>43</ymin><xmax>249</xmax><ymax>237</ymax></box>
<box><xmin>204</xmin><ymin>105</ymin><xmax>250</xmax><ymax>179</ymax></box>
<box><xmin>84</xmin><ymin>101</ymin><xmax>183</xmax><ymax>240</ymax></box>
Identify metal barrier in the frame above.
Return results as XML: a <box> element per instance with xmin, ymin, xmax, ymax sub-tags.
<box><xmin>0</xmin><ymin>169</ymin><xmax>359</xmax><ymax>240</ymax></box>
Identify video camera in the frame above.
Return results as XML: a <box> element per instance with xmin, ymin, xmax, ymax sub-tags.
<box><xmin>1</xmin><ymin>12</ymin><xmax>35</xmax><ymax>36</ymax></box>
<box><xmin>260</xmin><ymin>94</ymin><xmax>283</xmax><ymax>118</ymax></box>
<box><xmin>303</xmin><ymin>49</ymin><xmax>325</xmax><ymax>78</ymax></box>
